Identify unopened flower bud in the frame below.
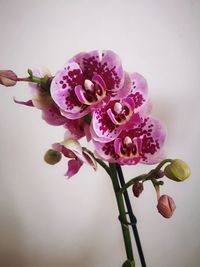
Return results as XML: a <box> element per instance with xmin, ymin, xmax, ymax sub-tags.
<box><xmin>157</xmin><ymin>170</ymin><xmax>165</xmax><ymax>178</ymax></box>
<box><xmin>132</xmin><ymin>181</ymin><xmax>144</xmax><ymax>197</ymax></box>
<box><xmin>44</xmin><ymin>149</ymin><xmax>62</xmax><ymax>165</ymax></box>
<box><xmin>157</xmin><ymin>194</ymin><xmax>176</xmax><ymax>218</ymax></box>
<box><xmin>0</xmin><ymin>70</ymin><xmax>17</xmax><ymax>87</ymax></box>
<box><xmin>122</xmin><ymin>259</ymin><xmax>134</xmax><ymax>267</ymax></box>
<box><xmin>164</xmin><ymin>159</ymin><xmax>190</xmax><ymax>182</ymax></box>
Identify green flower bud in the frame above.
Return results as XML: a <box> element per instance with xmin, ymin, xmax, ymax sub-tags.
<box><xmin>122</xmin><ymin>259</ymin><xmax>135</xmax><ymax>267</ymax></box>
<box><xmin>164</xmin><ymin>159</ymin><xmax>191</xmax><ymax>182</ymax></box>
<box><xmin>44</xmin><ymin>149</ymin><xmax>62</xmax><ymax>165</ymax></box>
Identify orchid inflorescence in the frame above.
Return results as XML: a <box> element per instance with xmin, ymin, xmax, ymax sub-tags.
<box><xmin>0</xmin><ymin>50</ymin><xmax>191</xmax><ymax>266</ymax></box>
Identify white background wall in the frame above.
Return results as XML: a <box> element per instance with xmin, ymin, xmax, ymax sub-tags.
<box><xmin>0</xmin><ymin>0</ymin><xmax>199</xmax><ymax>266</ymax></box>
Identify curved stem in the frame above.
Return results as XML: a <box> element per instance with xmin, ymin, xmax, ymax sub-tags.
<box><xmin>118</xmin><ymin>174</ymin><xmax>147</xmax><ymax>195</ymax></box>
<box><xmin>109</xmin><ymin>163</ymin><xmax>135</xmax><ymax>265</ymax></box>
<box><xmin>118</xmin><ymin>159</ymin><xmax>173</xmax><ymax>195</ymax></box>
<box><xmin>154</xmin><ymin>158</ymin><xmax>173</xmax><ymax>173</ymax></box>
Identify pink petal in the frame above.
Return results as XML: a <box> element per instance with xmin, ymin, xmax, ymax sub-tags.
<box><xmin>139</xmin><ymin>116</ymin><xmax>167</xmax><ymax>164</ymax></box>
<box><xmin>91</xmin><ymin>106</ymin><xmax>122</xmax><ymax>143</ymax></box>
<box><xmin>65</xmin><ymin>159</ymin><xmax>83</xmax><ymax>178</ymax></box>
<box><xmin>84</xmin><ymin>123</ymin><xmax>92</xmax><ymax>142</ymax></box>
<box><xmin>70</xmin><ymin>50</ymin><xmax>125</xmax><ymax>94</ymax></box>
<box><xmin>112</xmin><ymin>72</ymin><xmax>132</xmax><ymax>100</ymax></box>
<box><xmin>129</xmin><ymin>72</ymin><xmax>149</xmax><ymax>112</ymax></box>
<box><xmin>52</xmin><ymin>143</ymin><xmax>76</xmax><ymax>158</ymax></box>
<box><xmin>50</xmin><ymin>62</ymin><xmax>85</xmax><ymax>115</ymax></box>
<box><xmin>42</xmin><ymin>104</ymin><xmax>67</xmax><ymax>126</ymax></box>
<box><xmin>100</xmin><ymin>50</ymin><xmax>124</xmax><ymax>93</ymax></box>
<box><xmin>70</xmin><ymin>51</ymin><xmax>100</xmax><ymax>80</ymax></box>
<box><xmin>74</xmin><ymin>85</ymin><xmax>91</xmax><ymax>105</ymax></box>
<box><xmin>60</xmin><ymin>106</ymin><xmax>91</xmax><ymax>119</ymax></box>
<box><xmin>14</xmin><ymin>98</ymin><xmax>34</xmax><ymax>107</ymax></box>
<box><xmin>62</xmin><ymin>139</ymin><xmax>83</xmax><ymax>156</ymax></box>
<box><xmin>64</xmin><ymin>118</ymin><xmax>85</xmax><ymax>140</ymax></box>
<box><xmin>93</xmin><ymin>140</ymin><xmax>120</xmax><ymax>163</ymax></box>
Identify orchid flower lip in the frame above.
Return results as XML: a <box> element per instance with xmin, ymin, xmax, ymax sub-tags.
<box><xmin>106</xmin><ymin>100</ymin><xmax>134</xmax><ymax>126</ymax></box>
<box><xmin>119</xmin><ymin>137</ymin><xmax>139</xmax><ymax>159</ymax></box>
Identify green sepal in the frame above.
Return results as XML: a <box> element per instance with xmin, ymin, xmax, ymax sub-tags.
<box><xmin>27</xmin><ymin>69</ymin><xmax>33</xmax><ymax>78</ymax></box>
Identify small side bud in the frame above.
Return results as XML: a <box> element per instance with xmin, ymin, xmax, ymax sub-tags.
<box><xmin>0</xmin><ymin>70</ymin><xmax>17</xmax><ymax>87</ymax></box>
<box><xmin>157</xmin><ymin>194</ymin><xmax>176</xmax><ymax>218</ymax></box>
<box><xmin>157</xmin><ymin>170</ymin><xmax>165</xmax><ymax>178</ymax></box>
<box><xmin>44</xmin><ymin>149</ymin><xmax>62</xmax><ymax>165</ymax></box>
<box><xmin>164</xmin><ymin>159</ymin><xmax>190</xmax><ymax>182</ymax></box>
<box><xmin>132</xmin><ymin>181</ymin><xmax>144</xmax><ymax>198</ymax></box>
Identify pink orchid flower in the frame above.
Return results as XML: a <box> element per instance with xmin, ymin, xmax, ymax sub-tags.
<box><xmin>52</xmin><ymin>139</ymin><xmax>97</xmax><ymax>178</ymax></box>
<box><xmin>93</xmin><ymin>116</ymin><xmax>166</xmax><ymax>165</ymax></box>
<box><xmin>90</xmin><ymin>73</ymin><xmax>151</xmax><ymax>143</ymax></box>
<box><xmin>50</xmin><ymin>50</ymin><xmax>131</xmax><ymax>119</ymax></box>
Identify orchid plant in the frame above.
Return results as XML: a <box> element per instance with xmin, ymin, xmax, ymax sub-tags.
<box><xmin>0</xmin><ymin>50</ymin><xmax>190</xmax><ymax>267</ymax></box>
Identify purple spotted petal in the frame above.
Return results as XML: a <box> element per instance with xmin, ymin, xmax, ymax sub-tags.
<box><xmin>91</xmin><ymin>104</ymin><xmax>122</xmax><ymax>143</ymax></box>
<box><xmin>60</xmin><ymin>106</ymin><xmax>90</xmax><ymax>119</ymax></box>
<box><xmin>70</xmin><ymin>50</ymin><xmax>125</xmax><ymax>94</ymax></box>
<box><xmin>93</xmin><ymin>140</ymin><xmax>120</xmax><ymax>163</ymax></box>
<box><xmin>112</xmin><ymin>72</ymin><xmax>132</xmax><ymax>100</ymax></box>
<box><xmin>65</xmin><ymin>159</ymin><xmax>83</xmax><ymax>178</ymax></box>
<box><xmin>139</xmin><ymin>116</ymin><xmax>166</xmax><ymax>164</ymax></box>
<box><xmin>50</xmin><ymin>62</ymin><xmax>85</xmax><ymax>115</ymax></box>
<box><xmin>69</xmin><ymin>51</ymin><xmax>99</xmax><ymax>79</ymax></box>
<box><xmin>64</xmin><ymin>118</ymin><xmax>86</xmax><ymax>140</ymax></box>
<box><xmin>129</xmin><ymin>73</ymin><xmax>149</xmax><ymax>112</ymax></box>
<box><xmin>42</xmin><ymin>103</ymin><xmax>67</xmax><ymax>126</ymax></box>
<box><xmin>100</xmin><ymin>50</ymin><xmax>124</xmax><ymax>93</ymax></box>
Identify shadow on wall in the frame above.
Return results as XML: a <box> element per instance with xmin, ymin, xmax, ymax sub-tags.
<box><xmin>0</xmin><ymin>196</ymin><xmax>96</xmax><ymax>267</ymax></box>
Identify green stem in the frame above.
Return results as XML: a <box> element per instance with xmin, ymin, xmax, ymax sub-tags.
<box><xmin>154</xmin><ymin>158</ymin><xmax>173</xmax><ymax>173</ymax></box>
<box><xmin>118</xmin><ymin>174</ymin><xmax>147</xmax><ymax>195</ymax></box>
<box><xmin>82</xmin><ymin>147</ymin><xmax>111</xmax><ymax>176</ymax></box>
<box><xmin>118</xmin><ymin>159</ymin><xmax>173</xmax><ymax>195</ymax></box>
<box><xmin>17</xmin><ymin>74</ymin><xmax>52</xmax><ymax>91</ymax></box>
<box><xmin>17</xmin><ymin>76</ymin><xmax>42</xmax><ymax>83</ymax></box>
<box><xmin>109</xmin><ymin>163</ymin><xmax>135</xmax><ymax>265</ymax></box>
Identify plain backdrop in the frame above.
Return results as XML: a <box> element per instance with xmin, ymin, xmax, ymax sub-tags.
<box><xmin>0</xmin><ymin>0</ymin><xmax>199</xmax><ymax>266</ymax></box>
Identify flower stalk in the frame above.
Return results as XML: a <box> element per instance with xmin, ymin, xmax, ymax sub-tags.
<box><xmin>109</xmin><ymin>163</ymin><xmax>135</xmax><ymax>266</ymax></box>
